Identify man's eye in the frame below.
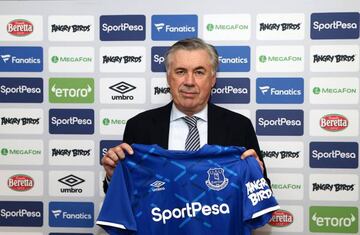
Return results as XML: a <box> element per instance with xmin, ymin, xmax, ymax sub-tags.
<box><xmin>195</xmin><ymin>70</ymin><xmax>205</xmax><ymax>75</ymax></box>
<box><xmin>176</xmin><ymin>70</ymin><xmax>185</xmax><ymax>75</ymax></box>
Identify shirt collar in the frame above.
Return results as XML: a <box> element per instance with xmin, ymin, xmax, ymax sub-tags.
<box><xmin>170</xmin><ymin>103</ymin><xmax>208</xmax><ymax>122</ymax></box>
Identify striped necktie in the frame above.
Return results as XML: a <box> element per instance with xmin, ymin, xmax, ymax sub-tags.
<box><xmin>183</xmin><ymin>116</ymin><xmax>200</xmax><ymax>151</ymax></box>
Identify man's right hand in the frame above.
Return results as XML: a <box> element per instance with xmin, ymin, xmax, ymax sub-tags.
<box><xmin>101</xmin><ymin>142</ymin><xmax>134</xmax><ymax>180</ymax></box>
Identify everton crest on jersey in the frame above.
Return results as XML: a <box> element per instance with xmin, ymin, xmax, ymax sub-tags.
<box><xmin>97</xmin><ymin>144</ymin><xmax>279</xmax><ymax>235</ymax></box>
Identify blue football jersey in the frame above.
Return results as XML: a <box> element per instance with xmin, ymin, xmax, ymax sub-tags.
<box><xmin>97</xmin><ymin>144</ymin><xmax>279</xmax><ymax>235</ymax></box>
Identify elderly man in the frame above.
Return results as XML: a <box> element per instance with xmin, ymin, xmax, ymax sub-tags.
<box><xmin>102</xmin><ymin>38</ymin><xmax>269</xmax><ymax>192</ymax></box>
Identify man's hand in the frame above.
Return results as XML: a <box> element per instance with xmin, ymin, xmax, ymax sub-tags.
<box><xmin>101</xmin><ymin>143</ymin><xmax>134</xmax><ymax>180</ymax></box>
<box><xmin>241</xmin><ymin>149</ymin><xmax>264</xmax><ymax>173</ymax></box>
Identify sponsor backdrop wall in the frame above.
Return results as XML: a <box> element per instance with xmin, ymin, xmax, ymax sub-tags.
<box><xmin>0</xmin><ymin>0</ymin><xmax>359</xmax><ymax>234</ymax></box>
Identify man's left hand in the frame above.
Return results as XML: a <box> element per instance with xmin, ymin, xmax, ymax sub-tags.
<box><xmin>241</xmin><ymin>149</ymin><xmax>264</xmax><ymax>173</ymax></box>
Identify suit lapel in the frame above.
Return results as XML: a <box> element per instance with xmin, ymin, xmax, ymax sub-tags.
<box><xmin>208</xmin><ymin>103</ymin><xmax>222</xmax><ymax>145</ymax></box>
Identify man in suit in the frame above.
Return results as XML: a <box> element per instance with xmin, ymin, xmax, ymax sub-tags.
<box><xmin>102</xmin><ymin>38</ymin><xmax>269</xmax><ymax>192</ymax></box>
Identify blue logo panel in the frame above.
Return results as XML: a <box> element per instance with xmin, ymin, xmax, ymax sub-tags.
<box><xmin>256</xmin><ymin>109</ymin><xmax>304</xmax><ymax>136</ymax></box>
<box><xmin>49</xmin><ymin>201</ymin><xmax>94</xmax><ymax>227</ymax></box>
<box><xmin>100</xmin><ymin>15</ymin><xmax>146</xmax><ymax>41</ymax></box>
<box><xmin>0</xmin><ymin>201</ymin><xmax>43</xmax><ymax>227</ymax></box>
<box><xmin>311</xmin><ymin>12</ymin><xmax>359</xmax><ymax>39</ymax></box>
<box><xmin>100</xmin><ymin>140</ymin><xmax>123</xmax><ymax>165</ymax></box>
<box><xmin>50</xmin><ymin>234</ymin><xmax>93</xmax><ymax>235</ymax></box>
<box><xmin>0</xmin><ymin>46</ymin><xmax>43</xmax><ymax>72</ymax></box>
<box><xmin>49</xmin><ymin>109</ymin><xmax>94</xmax><ymax>134</ymax></box>
<box><xmin>151</xmin><ymin>46</ymin><xmax>169</xmax><ymax>72</ymax></box>
<box><xmin>310</xmin><ymin>142</ymin><xmax>358</xmax><ymax>168</ymax></box>
<box><xmin>211</xmin><ymin>78</ymin><xmax>250</xmax><ymax>104</ymax></box>
<box><xmin>256</xmin><ymin>77</ymin><xmax>304</xmax><ymax>104</ymax></box>
<box><xmin>0</xmin><ymin>77</ymin><xmax>43</xmax><ymax>103</ymax></box>
<box><xmin>152</xmin><ymin>15</ymin><xmax>198</xmax><ymax>40</ymax></box>
<box><xmin>216</xmin><ymin>46</ymin><xmax>250</xmax><ymax>72</ymax></box>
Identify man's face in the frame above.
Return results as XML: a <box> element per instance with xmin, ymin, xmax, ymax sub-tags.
<box><xmin>167</xmin><ymin>49</ymin><xmax>216</xmax><ymax>116</ymax></box>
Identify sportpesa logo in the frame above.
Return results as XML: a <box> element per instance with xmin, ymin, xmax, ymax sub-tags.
<box><xmin>151</xmin><ymin>202</ymin><xmax>230</xmax><ymax>224</ymax></box>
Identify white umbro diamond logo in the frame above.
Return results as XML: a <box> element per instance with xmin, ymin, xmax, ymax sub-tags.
<box><xmin>150</xmin><ymin>180</ymin><xmax>165</xmax><ymax>188</ymax></box>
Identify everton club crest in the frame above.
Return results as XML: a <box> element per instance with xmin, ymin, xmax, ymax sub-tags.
<box><xmin>205</xmin><ymin>168</ymin><xmax>229</xmax><ymax>191</ymax></box>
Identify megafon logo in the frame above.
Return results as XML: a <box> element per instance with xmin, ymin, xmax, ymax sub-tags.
<box><xmin>7</xmin><ymin>19</ymin><xmax>33</xmax><ymax>36</ymax></box>
<box><xmin>310</xmin><ymin>206</ymin><xmax>358</xmax><ymax>233</ymax></box>
<box><xmin>320</xmin><ymin>114</ymin><xmax>348</xmax><ymax>132</ymax></box>
<box><xmin>49</xmin><ymin>78</ymin><xmax>94</xmax><ymax>103</ymax></box>
<box><xmin>311</xmin><ymin>12</ymin><xmax>359</xmax><ymax>39</ymax></box>
<box><xmin>151</xmin><ymin>15</ymin><xmax>198</xmax><ymax>40</ymax></box>
<box><xmin>8</xmin><ymin>174</ymin><xmax>34</xmax><ymax>192</ymax></box>
<box><xmin>268</xmin><ymin>209</ymin><xmax>294</xmax><ymax>227</ymax></box>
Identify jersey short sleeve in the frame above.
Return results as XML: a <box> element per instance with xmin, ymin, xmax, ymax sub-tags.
<box><xmin>241</xmin><ymin>157</ymin><xmax>280</xmax><ymax>229</ymax></box>
<box><xmin>97</xmin><ymin>161</ymin><xmax>137</xmax><ymax>235</ymax></box>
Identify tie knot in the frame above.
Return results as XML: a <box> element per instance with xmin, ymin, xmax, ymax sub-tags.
<box><xmin>183</xmin><ymin>116</ymin><xmax>198</xmax><ymax>128</ymax></box>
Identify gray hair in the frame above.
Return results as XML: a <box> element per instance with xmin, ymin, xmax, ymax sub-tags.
<box><xmin>164</xmin><ymin>38</ymin><xmax>219</xmax><ymax>75</ymax></box>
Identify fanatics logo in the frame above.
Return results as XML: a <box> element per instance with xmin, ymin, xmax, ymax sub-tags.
<box><xmin>205</xmin><ymin>168</ymin><xmax>229</xmax><ymax>191</ymax></box>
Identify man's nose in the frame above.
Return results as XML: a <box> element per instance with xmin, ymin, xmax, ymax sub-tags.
<box><xmin>184</xmin><ymin>72</ymin><xmax>195</xmax><ymax>85</ymax></box>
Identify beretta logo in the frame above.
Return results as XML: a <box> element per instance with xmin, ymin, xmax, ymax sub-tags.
<box><xmin>7</xmin><ymin>19</ymin><xmax>33</xmax><ymax>36</ymax></box>
<box><xmin>268</xmin><ymin>209</ymin><xmax>294</xmax><ymax>227</ymax></box>
<box><xmin>8</xmin><ymin>174</ymin><xmax>34</xmax><ymax>191</ymax></box>
<box><xmin>320</xmin><ymin>114</ymin><xmax>348</xmax><ymax>131</ymax></box>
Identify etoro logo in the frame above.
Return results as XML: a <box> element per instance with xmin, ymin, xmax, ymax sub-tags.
<box><xmin>320</xmin><ymin>114</ymin><xmax>348</xmax><ymax>131</ymax></box>
<box><xmin>310</xmin><ymin>206</ymin><xmax>358</xmax><ymax>233</ymax></box>
<box><xmin>7</xmin><ymin>19</ymin><xmax>33</xmax><ymax>36</ymax></box>
<box><xmin>49</xmin><ymin>78</ymin><xmax>94</xmax><ymax>103</ymax></box>
<box><xmin>8</xmin><ymin>174</ymin><xmax>34</xmax><ymax>191</ymax></box>
<box><xmin>268</xmin><ymin>209</ymin><xmax>294</xmax><ymax>227</ymax></box>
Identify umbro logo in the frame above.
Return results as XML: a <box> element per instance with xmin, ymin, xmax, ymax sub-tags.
<box><xmin>109</xmin><ymin>81</ymin><xmax>136</xmax><ymax>94</ymax></box>
<box><xmin>150</xmin><ymin>180</ymin><xmax>166</xmax><ymax>192</ymax></box>
<box><xmin>58</xmin><ymin>174</ymin><xmax>85</xmax><ymax>187</ymax></box>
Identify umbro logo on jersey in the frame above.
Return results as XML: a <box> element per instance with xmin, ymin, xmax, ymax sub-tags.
<box><xmin>150</xmin><ymin>180</ymin><xmax>166</xmax><ymax>192</ymax></box>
